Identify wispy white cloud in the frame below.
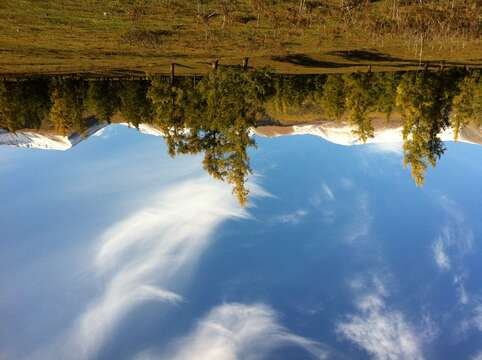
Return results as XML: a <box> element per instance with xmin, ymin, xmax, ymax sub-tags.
<box><xmin>347</xmin><ymin>274</ymin><xmax>389</xmax><ymax>297</ymax></box>
<box><xmin>338</xmin><ymin>276</ymin><xmax>425</xmax><ymax>360</ymax></box>
<box><xmin>431</xmin><ymin>195</ymin><xmax>475</xmax><ymax>306</ymax></box>
<box><xmin>473</xmin><ymin>305</ymin><xmax>482</xmax><ymax>331</ymax></box>
<box><xmin>274</xmin><ymin>209</ymin><xmax>307</xmax><ymax>225</ymax></box>
<box><xmin>458</xmin><ymin>304</ymin><xmax>482</xmax><ymax>340</ymax></box>
<box><xmin>344</xmin><ymin>193</ymin><xmax>372</xmax><ymax>242</ymax></box>
<box><xmin>139</xmin><ymin>303</ymin><xmax>328</xmax><ymax>360</ymax></box>
<box><xmin>310</xmin><ymin>181</ymin><xmax>335</xmax><ymax>207</ymax></box>
<box><xmin>340</xmin><ymin>178</ymin><xmax>354</xmax><ymax>189</ymax></box>
<box><xmin>457</xmin><ymin>303</ymin><xmax>482</xmax><ymax>337</ymax></box>
<box><xmin>136</xmin><ymin>285</ymin><xmax>185</xmax><ymax>303</ymax></box>
<box><xmin>454</xmin><ymin>275</ymin><xmax>469</xmax><ymax>305</ymax></box>
<box><xmin>418</xmin><ymin>313</ymin><xmax>439</xmax><ymax>343</ymax></box>
<box><xmin>436</xmin><ymin>223</ymin><xmax>474</xmax><ymax>257</ymax></box>
<box><xmin>436</xmin><ymin>195</ymin><xmax>474</xmax><ymax>257</ymax></box>
<box><xmin>337</xmin><ymin>296</ymin><xmax>423</xmax><ymax>360</ymax></box>
<box><xmin>52</xmin><ymin>176</ymin><xmax>258</xmax><ymax>360</ymax></box>
<box><xmin>472</xmin><ymin>351</ymin><xmax>482</xmax><ymax>360</ymax></box>
<box><xmin>432</xmin><ymin>239</ymin><xmax>451</xmax><ymax>271</ymax></box>
<box><xmin>245</xmin><ymin>178</ymin><xmax>273</xmax><ymax>201</ymax></box>
<box><xmin>437</xmin><ymin>195</ymin><xmax>465</xmax><ymax>224</ymax></box>
<box><xmin>322</xmin><ymin>183</ymin><xmax>335</xmax><ymax>201</ymax></box>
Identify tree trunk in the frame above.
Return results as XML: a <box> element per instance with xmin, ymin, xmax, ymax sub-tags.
<box><xmin>243</xmin><ymin>57</ymin><xmax>249</xmax><ymax>70</ymax></box>
<box><xmin>170</xmin><ymin>63</ymin><xmax>175</xmax><ymax>85</ymax></box>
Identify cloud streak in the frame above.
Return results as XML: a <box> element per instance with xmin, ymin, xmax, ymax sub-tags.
<box><xmin>474</xmin><ymin>305</ymin><xmax>482</xmax><ymax>331</ymax></box>
<box><xmin>309</xmin><ymin>181</ymin><xmax>335</xmax><ymax>208</ymax></box>
<box><xmin>55</xmin><ymin>177</ymin><xmax>253</xmax><ymax>359</ymax></box>
<box><xmin>344</xmin><ymin>193</ymin><xmax>372</xmax><ymax>242</ymax></box>
<box><xmin>432</xmin><ymin>239</ymin><xmax>451</xmax><ymax>271</ymax></box>
<box><xmin>432</xmin><ymin>195</ymin><xmax>475</xmax><ymax>306</ymax></box>
<box><xmin>140</xmin><ymin>303</ymin><xmax>328</xmax><ymax>360</ymax></box>
<box><xmin>274</xmin><ymin>209</ymin><xmax>307</xmax><ymax>225</ymax></box>
<box><xmin>322</xmin><ymin>183</ymin><xmax>335</xmax><ymax>201</ymax></box>
<box><xmin>338</xmin><ymin>277</ymin><xmax>424</xmax><ymax>360</ymax></box>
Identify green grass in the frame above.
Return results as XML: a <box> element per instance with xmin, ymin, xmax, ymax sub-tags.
<box><xmin>0</xmin><ymin>0</ymin><xmax>481</xmax><ymax>75</ymax></box>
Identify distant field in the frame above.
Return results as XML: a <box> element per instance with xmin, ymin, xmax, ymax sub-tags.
<box><xmin>0</xmin><ymin>0</ymin><xmax>481</xmax><ymax>75</ymax></box>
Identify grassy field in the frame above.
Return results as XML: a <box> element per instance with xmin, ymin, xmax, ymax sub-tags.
<box><xmin>0</xmin><ymin>0</ymin><xmax>481</xmax><ymax>75</ymax></box>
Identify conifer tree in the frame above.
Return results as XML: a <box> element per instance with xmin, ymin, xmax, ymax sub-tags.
<box><xmin>49</xmin><ymin>79</ymin><xmax>87</xmax><ymax>135</ymax></box>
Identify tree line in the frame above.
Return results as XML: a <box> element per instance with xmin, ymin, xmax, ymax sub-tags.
<box><xmin>0</xmin><ymin>68</ymin><xmax>270</xmax><ymax>206</ymax></box>
<box><xmin>0</xmin><ymin>68</ymin><xmax>480</xmax><ymax>203</ymax></box>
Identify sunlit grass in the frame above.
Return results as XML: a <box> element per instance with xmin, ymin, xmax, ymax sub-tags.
<box><xmin>0</xmin><ymin>0</ymin><xmax>481</xmax><ymax>75</ymax></box>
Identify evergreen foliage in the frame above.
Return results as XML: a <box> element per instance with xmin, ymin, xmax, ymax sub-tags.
<box><xmin>0</xmin><ymin>68</ymin><xmax>480</xmax><ymax>201</ymax></box>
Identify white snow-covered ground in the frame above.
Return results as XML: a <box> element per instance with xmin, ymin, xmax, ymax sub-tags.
<box><xmin>0</xmin><ymin>129</ymin><xmax>74</xmax><ymax>150</ymax></box>
<box><xmin>0</xmin><ymin>122</ymin><xmax>107</xmax><ymax>150</ymax></box>
<box><xmin>252</xmin><ymin>123</ymin><xmax>480</xmax><ymax>146</ymax></box>
<box><xmin>1</xmin><ymin>121</ymin><xmax>480</xmax><ymax>151</ymax></box>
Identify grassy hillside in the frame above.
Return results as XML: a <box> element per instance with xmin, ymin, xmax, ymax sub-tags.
<box><xmin>0</xmin><ymin>0</ymin><xmax>481</xmax><ymax>75</ymax></box>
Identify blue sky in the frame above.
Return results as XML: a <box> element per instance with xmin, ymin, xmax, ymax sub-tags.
<box><xmin>1</xmin><ymin>126</ymin><xmax>482</xmax><ymax>360</ymax></box>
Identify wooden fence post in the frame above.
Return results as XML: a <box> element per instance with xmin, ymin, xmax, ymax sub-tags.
<box><xmin>243</xmin><ymin>57</ymin><xmax>249</xmax><ymax>70</ymax></box>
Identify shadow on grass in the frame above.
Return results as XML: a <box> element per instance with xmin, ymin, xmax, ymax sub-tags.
<box><xmin>271</xmin><ymin>54</ymin><xmax>349</xmax><ymax>68</ymax></box>
<box><xmin>327</xmin><ymin>50</ymin><xmax>411</xmax><ymax>63</ymax></box>
<box><xmin>172</xmin><ymin>63</ymin><xmax>194</xmax><ymax>69</ymax></box>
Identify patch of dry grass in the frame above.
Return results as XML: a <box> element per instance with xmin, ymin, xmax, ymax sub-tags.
<box><xmin>0</xmin><ymin>0</ymin><xmax>480</xmax><ymax>75</ymax></box>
